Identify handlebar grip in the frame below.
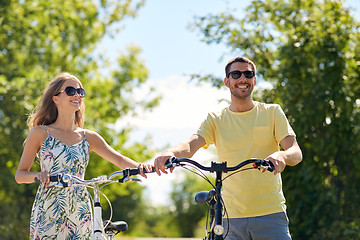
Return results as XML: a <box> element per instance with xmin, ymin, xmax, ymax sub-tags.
<box><xmin>144</xmin><ymin>167</ymin><xmax>156</xmax><ymax>173</ymax></box>
<box><xmin>127</xmin><ymin>168</ymin><xmax>141</xmax><ymax>176</ymax></box>
<box><xmin>253</xmin><ymin>160</ymin><xmax>275</xmax><ymax>172</ymax></box>
<box><xmin>259</xmin><ymin>160</ymin><xmax>275</xmax><ymax>172</ymax></box>
<box><xmin>132</xmin><ymin>167</ymin><xmax>156</xmax><ymax>174</ymax></box>
<box><xmin>123</xmin><ymin>166</ymin><xmax>156</xmax><ymax>178</ymax></box>
<box><xmin>34</xmin><ymin>174</ymin><xmax>62</xmax><ymax>183</ymax></box>
<box><xmin>267</xmin><ymin>160</ymin><xmax>275</xmax><ymax>172</ymax></box>
<box><xmin>165</xmin><ymin>156</ymin><xmax>177</xmax><ymax>168</ymax></box>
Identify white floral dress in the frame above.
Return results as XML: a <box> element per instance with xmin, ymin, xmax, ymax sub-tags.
<box><xmin>29</xmin><ymin>126</ymin><xmax>93</xmax><ymax>240</ymax></box>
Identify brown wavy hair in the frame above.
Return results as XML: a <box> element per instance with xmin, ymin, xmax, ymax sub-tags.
<box><xmin>27</xmin><ymin>72</ymin><xmax>85</xmax><ymax>129</ymax></box>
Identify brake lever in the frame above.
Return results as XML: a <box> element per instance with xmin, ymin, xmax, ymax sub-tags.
<box><xmin>119</xmin><ymin>177</ymin><xmax>142</xmax><ymax>183</ymax></box>
<box><xmin>165</xmin><ymin>157</ymin><xmax>175</xmax><ymax>169</ymax></box>
<box><xmin>165</xmin><ymin>162</ymin><xmax>175</xmax><ymax>169</ymax></box>
<box><xmin>130</xmin><ymin>178</ymin><xmax>142</xmax><ymax>182</ymax></box>
<box><xmin>47</xmin><ymin>182</ymin><xmax>67</xmax><ymax>188</ymax></box>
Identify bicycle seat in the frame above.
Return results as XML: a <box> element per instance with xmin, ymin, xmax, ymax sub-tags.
<box><xmin>104</xmin><ymin>220</ymin><xmax>128</xmax><ymax>233</ymax></box>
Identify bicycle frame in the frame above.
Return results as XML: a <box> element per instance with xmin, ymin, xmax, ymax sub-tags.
<box><xmin>91</xmin><ymin>179</ymin><xmax>110</xmax><ymax>240</ymax></box>
<box><xmin>206</xmin><ymin>162</ymin><xmax>227</xmax><ymax>239</ymax></box>
<box><xmin>166</xmin><ymin>157</ymin><xmax>274</xmax><ymax>240</ymax></box>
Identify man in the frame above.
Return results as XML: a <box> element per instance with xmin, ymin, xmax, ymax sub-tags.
<box><xmin>154</xmin><ymin>56</ymin><xmax>302</xmax><ymax>240</ymax></box>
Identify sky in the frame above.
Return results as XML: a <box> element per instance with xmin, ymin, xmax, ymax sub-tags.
<box><xmin>98</xmin><ymin>0</ymin><xmax>360</xmax><ymax>206</ymax></box>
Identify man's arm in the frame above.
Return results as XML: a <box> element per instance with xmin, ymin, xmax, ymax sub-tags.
<box><xmin>266</xmin><ymin>135</ymin><xmax>303</xmax><ymax>175</ymax></box>
<box><xmin>280</xmin><ymin>135</ymin><xmax>303</xmax><ymax>166</ymax></box>
<box><xmin>154</xmin><ymin>134</ymin><xmax>206</xmax><ymax>176</ymax></box>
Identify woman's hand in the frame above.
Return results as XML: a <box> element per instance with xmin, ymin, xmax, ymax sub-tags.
<box><xmin>138</xmin><ymin>163</ymin><xmax>155</xmax><ymax>178</ymax></box>
<box><xmin>37</xmin><ymin>170</ymin><xmax>50</xmax><ymax>187</ymax></box>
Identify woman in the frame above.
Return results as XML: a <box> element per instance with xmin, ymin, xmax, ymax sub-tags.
<box><xmin>15</xmin><ymin>72</ymin><xmax>153</xmax><ymax>239</ymax></box>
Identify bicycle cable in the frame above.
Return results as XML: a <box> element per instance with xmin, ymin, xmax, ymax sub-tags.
<box><xmin>181</xmin><ymin>164</ymin><xmax>216</xmax><ymax>189</ymax></box>
<box><xmin>179</xmin><ymin>162</ymin><xmax>233</xmax><ymax>239</ymax></box>
<box><xmin>181</xmin><ymin>163</ymin><xmax>258</xmax><ymax>239</ymax></box>
<box><xmin>222</xmin><ymin>167</ymin><xmax>255</xmax><ymax>181</ymax></box>
<box><xmin>76</xmin><ymin>182</ymin><xmax>115</xmax><ymax>230</ymax></box>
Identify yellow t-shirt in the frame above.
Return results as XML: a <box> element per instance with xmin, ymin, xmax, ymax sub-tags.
<box><xmin>197</xmin><ymin>102</ymin><xmax>296</xmax><ymax>218</ymax></box>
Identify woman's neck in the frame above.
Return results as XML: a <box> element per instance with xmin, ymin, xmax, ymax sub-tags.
<box><xmin>52</xmin><ymin>113</ymin><xmax>77</xmax><ymax>131</ymax></box>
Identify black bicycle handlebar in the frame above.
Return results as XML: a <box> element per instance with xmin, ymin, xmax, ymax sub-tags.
<box><xmin>34</xmin><ymin>174</ymin><xmax>64</xmax><ymax>183</ymax></box>
<box><xmin>164</xmin><ymin>157</ymin><xmax>275</xmax><ymax>240</ymax></box>
<box><xmin>165</xmin><ymin>157</ymin><xmax>275</xmax><ymax>173</ymax></box>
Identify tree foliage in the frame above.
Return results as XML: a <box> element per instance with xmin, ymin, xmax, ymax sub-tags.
<box><xmin>191</xmin><ymin>0</ymin><xmax>360</xmax><ymax>239</ymax></box>
<box><xmin>169</xmin><ymin>171</ymin><xmax>214</xmax><ymax>237</ymax></box>
<box><xmin>0</xmin><ymin>0</ymin><xmax>162</xmax><ymax>238</ymax></box>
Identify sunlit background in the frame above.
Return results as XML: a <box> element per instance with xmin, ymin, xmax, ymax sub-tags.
<box><xmin>98</xmin><ymin>0</ymin><xmax>360</xmax><ymax>206</ymax></box>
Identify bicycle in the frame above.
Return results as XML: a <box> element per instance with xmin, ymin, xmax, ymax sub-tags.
<box><xmin>165</xmin><ymin>157</ymin><xmax>275</xmax><ymax>240</ymax></box>
<box><xmin>35</xmin><ymin>167</ymin><xmax>148</xmax><ymax>240</ymax></box>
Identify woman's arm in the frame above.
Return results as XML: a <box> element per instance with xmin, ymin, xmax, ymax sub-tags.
<box><xmin>86</xmin><ymin>130</ymin><xmax>153</xmax><ymax>176</ymax></box>
<box><xmin>15</xmin><ymin>126</ymin><xmax>48</xmax><ymax>184</ymax></box>
<box><xmin>154</xmin><ymin>134</ymin><xmax>206</xmax><ymax>175</ymax></box>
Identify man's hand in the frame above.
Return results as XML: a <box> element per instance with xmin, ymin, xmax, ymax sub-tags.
<box><xmin>265</xmin><ymin>151</ymin><xmax>286</xmax><ymax>175</ymax></box>
<box><xmin>265</xmin><ymin>135</ymin><xmax>303</xmax><ymax>175</ymax></box>
<box><xmin>154</xmin><ymin>135</ymin><xmax>206</xmax><ymax>176</ymax></box>
<box><xmin>154</xmin><ymin>153</ymin><xmax>174</xmax><ymax>176</ymax></box>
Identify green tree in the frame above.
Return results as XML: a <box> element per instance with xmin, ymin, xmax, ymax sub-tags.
<box><xmin>191</xmin><ymin>0</ymin><xmax>360</xmax><ymax>239</ymax></box>
<box><xmin>0</xmin><ymin>0</ymin><xmax>161</xmax><ymax>238</ymax></box>
<box><xmin>131</xmin><ymin>206</ymin><xmax>181</xmax><ymax>237</ymax></box>
<box><xmin>169</xmin><ymin>171</ymin><xmax>214</xmax><ymax>237</ymax></box>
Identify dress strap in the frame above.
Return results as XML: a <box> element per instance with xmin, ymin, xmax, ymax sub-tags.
<box><xmin>82</xmin><ymin>129</ymin><xmax>87</xmax><ymax>142</ymax></box>
<box><xmin>44</xmin><ymin>125</ymin><xmax>50</xmax><ymax>135</ymax></box>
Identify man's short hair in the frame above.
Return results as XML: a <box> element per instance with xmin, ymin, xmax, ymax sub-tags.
<box><xmin>225</xmin><ymin>57</ymin><xmax>257</xmax><ymax>77</ymax></box>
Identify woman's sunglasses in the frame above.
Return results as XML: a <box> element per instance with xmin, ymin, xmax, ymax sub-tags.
<box><xmin>227</xmin><ymin>70</ymin><xmax>255</xmax><ymax>79</ymax></box>
<box><xmin>54</xmin><ymin>86</ymin><xmax>85</xmax><ymax>98</ymax></box>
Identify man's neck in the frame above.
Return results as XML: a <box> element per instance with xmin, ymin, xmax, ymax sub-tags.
<box><xmin>229</xmin><ymin>99</ymin><xmax>256</xmax><ymax>113</ymax></box>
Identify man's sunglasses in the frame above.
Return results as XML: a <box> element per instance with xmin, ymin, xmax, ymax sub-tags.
<box><xmin>227</xmin><ymin>70</ymin><xmax>255</xmax><ymax>79</ymax></box>
<box><xmin>54</xmin><ymin>86</ymin><xmax>85</xmax><ymax>98</ymax></box>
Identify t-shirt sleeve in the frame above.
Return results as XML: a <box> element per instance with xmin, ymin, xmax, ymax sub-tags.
<box><xmin>197</xmin><ymin>113</ymin><xmax>215</xmax><ymax>149</ymax></box>
<box><xmin>274</xmin><ymin>104</ymin><xmax>296</xmax><ymax>143</ymax></box>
